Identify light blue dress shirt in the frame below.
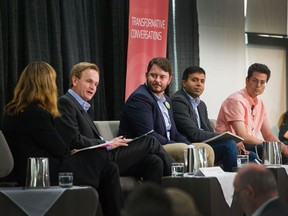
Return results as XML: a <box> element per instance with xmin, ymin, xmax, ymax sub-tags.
<box><xmin>68</xmin><ymin>89</ymin><xmax>91</xmax><ymax>112</ymax></box>
<box><xmin>154</xmin><ymin>93</ymin><xmax>172</xmax><ymax>140</ymax></box>
<box><xmin>184</xmin><ymin>89</ymin><xmax>201</xmax><ymax>129</ymax></box>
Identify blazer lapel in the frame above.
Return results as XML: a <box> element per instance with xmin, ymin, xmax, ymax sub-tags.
<box><xmin>181</xmin><ymin>89</ymin><xmax>200</xmax><ymax>128</ymax></box>
<box><xmin>65</xmin><ymin>93</ymin><xmax>102</xmax><ymax>138</ymax></box>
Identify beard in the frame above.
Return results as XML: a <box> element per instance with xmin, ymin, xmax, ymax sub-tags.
<box><xmin>147</xmin><ymin>81</ymin><xmax>166</xmax><ymax>94</ymax></box>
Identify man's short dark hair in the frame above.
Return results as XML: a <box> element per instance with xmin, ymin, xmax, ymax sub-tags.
<box><xmin>247</xmin><ymin>63</ymin><xmax>271</xmax><ymax>82</ymax></box>
<box><xmin>147</xmin><ymin>57</ymin><xmax>172</xmax><ymax>76</ymax></box>
<box><xmin>182</xmin><ymin>66</ymin><xmax>206</xmax><ymax>81</ymax></box>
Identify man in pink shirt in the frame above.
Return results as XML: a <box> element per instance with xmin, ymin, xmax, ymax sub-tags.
<box><xmin>216</xmin><ymin>63</ymin><xmax>288</xmax><ymax>160</ymax></box>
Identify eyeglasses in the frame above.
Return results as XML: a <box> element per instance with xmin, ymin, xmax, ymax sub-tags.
<box><xmin>250</xmin><ymin>78</ymin><xmax>267</xmax><ymax>87</ymax></box>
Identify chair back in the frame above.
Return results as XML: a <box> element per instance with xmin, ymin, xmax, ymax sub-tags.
<box><xmin>0</xmin><ymin>131</ymin><xmax>14</xmax><ymax>178</ymax></box>
<box><xmin>93</xmin><ymin>121</ymin><xmax>120</xmax><ymax>140</ymax></box>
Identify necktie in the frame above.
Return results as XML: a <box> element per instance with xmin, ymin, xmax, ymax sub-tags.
<box><xmin>194</xmin><ymin>107</ymin><xmax>201</xmax><ymax>129</ymax></box>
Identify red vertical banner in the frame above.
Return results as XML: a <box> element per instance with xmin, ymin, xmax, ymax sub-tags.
<box><xmin>125</xmin><ymin>0</ymin><xmax>169</xmax><ymax>100</ymax></box>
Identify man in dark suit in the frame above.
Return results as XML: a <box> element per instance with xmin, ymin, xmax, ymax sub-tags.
<box><xmin>119</xmin><ymin>57</ymin><xmax>214</xmax><ymax>165</ymax></box>
<box><xmin>55</xmin><ymin>62</ymin><xmax>174</xmax><ymax>184</ymax></box>
<box><xmin>234</xmin><ymin>163</ymin><xmax>288</xmax><ymax>216</ymax></box>
<box><xmin>171</xmin><ymin>66</ymin><xmax>240</xmax><ymax>171</ymax></box>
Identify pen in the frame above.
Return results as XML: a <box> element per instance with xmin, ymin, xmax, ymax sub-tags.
<box><xmin>144</xmin><ymin>130</ymin><xmax>154</xmax><ymax>136</ymax></box>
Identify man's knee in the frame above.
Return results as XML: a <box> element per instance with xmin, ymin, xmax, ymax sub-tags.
<box><xmin>163</xmin><ymin>143</ymin><xmax>188</xmax><ymax>162</ymax></box>
<box><xmin>224</xmin><ymin>139</ymin><xmax>238</xmax><ymax>153</ymax></box>
<box><xmin>146</xmin><ymin>155</ymin><xmax>163</xmax><ymax>166</ymax></box>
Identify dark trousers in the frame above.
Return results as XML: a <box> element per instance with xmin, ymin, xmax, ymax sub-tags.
<box><xmin>61</xmin><ymin>148</ymin><xmax>124</xmax><ymax>216</ymax></box>
<box><xmin>110</xmin><ymin>135</ymin><xmax>175</xmax><ymax>183</ymax></box>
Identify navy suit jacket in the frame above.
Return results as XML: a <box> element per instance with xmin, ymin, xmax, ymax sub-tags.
<box><xmin>119</xmin><ymin>84</ymin><xmax>189</xmax><ymax>145</ymax></box>
<box><xmin>171</xmin><ymin>89</ymin><xmax>218</xmax><ymax>142</ymax></box>
<box><xmin>55</xmin><ymin>92</ymin><xmax>105</xmax><ymax>149</ymax></box>
<box><xmin>259</xmin><ymin>198</ymin><xmax>288</xmax><ymax>216</ymax></box>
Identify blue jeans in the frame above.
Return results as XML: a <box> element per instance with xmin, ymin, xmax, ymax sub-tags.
<box><xmin>247</xmin><ymin>151</ymin><xmax>258</xmax><ymax>162</ymax></box>
<box><xmin>210</xmin><ymin>138</ymin><xmax>238</xmax><ymax>172</ymax></box>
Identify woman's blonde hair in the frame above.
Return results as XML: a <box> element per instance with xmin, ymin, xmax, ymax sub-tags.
<box><xmin>5</xmin><ymin>61</ymin><xmax>60</xmax><ymax>117</ymax></box>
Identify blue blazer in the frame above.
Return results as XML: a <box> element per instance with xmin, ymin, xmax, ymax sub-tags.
<box><xmin>119</xmin><ymin>84</ymin><xmax>190</xmax><ymax>145</ymax></box>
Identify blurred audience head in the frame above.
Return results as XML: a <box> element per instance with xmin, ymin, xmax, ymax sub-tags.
<box><xmin>123</xmin><ymin>183</ymin><xmax>172</xmax><ymax>216</ymax></box>
<box><xmin>123</xmin><ymin>183</ymin><xmax>202</xmax><ymax>216</ymax></box>
<box><xmin>165</xmin><ymin>187</ymin><xmax>202</xmax><ymax>216</ymax></box>
<box><xmin>233</xmin><ymin>163</ymin><xmax>278</xmax><ymax>215</ymax></box>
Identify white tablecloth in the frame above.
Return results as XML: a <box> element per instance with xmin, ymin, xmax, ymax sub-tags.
<box><xmin>281</xmin><ymin>164</ymin><xmax>288</xmax><ymax>175</ymax></box>
<box><xmin>185</xmin><ymin>167</ymin><xmax>236</xmax><ymax>207</ymax></box>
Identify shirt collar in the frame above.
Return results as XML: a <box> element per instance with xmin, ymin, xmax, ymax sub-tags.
<box><xmin>68</xmin><ymin>89</ymin><xmax>91</xmax><ymax>112</ymax></box>
<box><xmin>183</xmin><ymin>88</ymin><xmax>201</xmax><ymax>106</ymax></box>
<box><xmin>243</xmin><ymin>87</ymin><xmax>258</xmax><ymax>107</ymax></box>
<box><xmin>150</xmin><ymin>89</ymin><xmax>171</xmax><ymax>110</ymax></box>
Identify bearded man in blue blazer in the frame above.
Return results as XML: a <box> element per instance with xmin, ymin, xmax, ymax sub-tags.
<box><xmin>119</xmin><ymin>57</ymin><xmax>215</xmax><ymax>165</ymax></box>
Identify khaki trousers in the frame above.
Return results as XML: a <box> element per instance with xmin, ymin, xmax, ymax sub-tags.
<box><xmin>163</xmin><ymin>143</ymin><xmax>215</xmax><ymax>167</ymax></box>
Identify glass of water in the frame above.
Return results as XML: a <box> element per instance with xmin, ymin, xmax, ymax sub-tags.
<box><xmin>171</xmin><ymin>163</ymin><xmax>184</xmax><ymax>177</ymax></box>
<box><xmin>58</xmin><ymin>172</ymin><xmax>73</xmax><ymax>188</ymax></box>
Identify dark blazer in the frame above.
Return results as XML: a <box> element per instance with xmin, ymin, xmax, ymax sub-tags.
<box><xmin>171</xmin><ymin>89</ymin><xmax>218</xmax><ymax>142</ymax></box>
<box><xmin>2</xmin><ymin>103</ymin><xmax>69</xmax><ymax>185</ymax></box>
<box><xmin>259</xmin><ymin>198</ymin><xmax>288</xmax><ymax>216</ymax></box>
<box><xmin>55</xmin><ymin>92</ymin><xmax>105</xmax><ymax>149</ymax></box>
<box><xmin>119</xmin><ymin>84</ymin><xmax>189</xmax><ymax>145</ymax></box>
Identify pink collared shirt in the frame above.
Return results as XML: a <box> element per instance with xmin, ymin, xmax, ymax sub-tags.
<box><xmin>215</xmin><ymin>88</ymin><xmax>267</xmax><ymax>137</ymax></box>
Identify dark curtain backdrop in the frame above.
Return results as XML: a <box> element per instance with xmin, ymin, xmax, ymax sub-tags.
<box><xmin>0</xmin><ymin>0</ymin><xmax>199</xmax><ymax>129</ymax></box>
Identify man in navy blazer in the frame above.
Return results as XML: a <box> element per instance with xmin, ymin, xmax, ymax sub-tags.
<box><xmin>119</xmin><ymin>57</ymin><xmax>214</xmax><ymax>165</ymax></box>
<box><xmin>234</xmin><ymin>163</ymin><xmax>288</xmax><ymax>216</ymax></box>
<box><xmin>55</xmin><ymin>62</ymin><xmax>174</xmax><ymax>185</ymax></box>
